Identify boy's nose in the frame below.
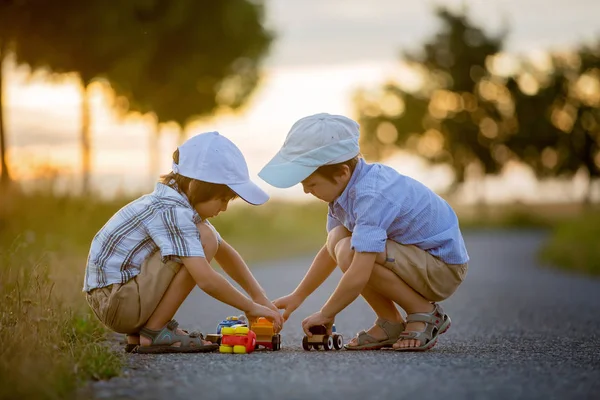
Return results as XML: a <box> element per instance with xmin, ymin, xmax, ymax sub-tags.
<box><xmin>302</xmin><ymin>185</ymin><xmax>311</xmax><ymax>194</ymax></box>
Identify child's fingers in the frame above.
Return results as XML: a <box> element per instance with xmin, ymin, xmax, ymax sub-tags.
<box><xmin>282</xmin><ymin>309</ymin><xmax>292</xmax><ymax>321</ymax></box>
<box><xmin>273</xmin><ymin>297</ymin><xmax>286</xmax><ymax>309</ymax></box>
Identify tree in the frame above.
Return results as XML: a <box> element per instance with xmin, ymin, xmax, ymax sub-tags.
<box><xmin>105</xmin><ymin>0</ymin><xmax>272</xmax><ymax>178</ymax></box>
<box><xmin>355</xmin><ymin>8</ymin><xmax>507</xmax><ymax>195</ymax></box>
<box><xmin>0</xmin><ymin>0</ymin><xmax>32</xmax><ymax>187</ymax></box>
<box><xmin>506</xmin><ymin>44</ymin><xmax>600</xmax><ymax>204</ymax></box>
<box><xmin>8</xmin><ymin>0</ymin><xmax>272</xmax><ymax>192</ymax></box>
<box><xmin>13</xmin><ymin>0</ymin><xmax>152</xmax><ymax>193</ymax></box>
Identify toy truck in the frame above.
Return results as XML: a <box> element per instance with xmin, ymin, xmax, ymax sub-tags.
<box><xmin>205</xmin><ymin>315</ymin><xmax>249</xmax><ymax>345</ymax></box>
<box><xmin>216</xmin><ymin>315</ymin><xmax>247</xmax><ymax>334</ymax></box>
<box><xmin>302</xmin><ymin>324</ymin><xmax>343</xmax><ymax>351</ymax></box>
<box><xmin>219</xmin><ymin>325</ymin><xmax>257</xmax><ymax>354</ymax></box>
<box><xmin>250</xmin><ymin>317</ymin><xmax>281</xmax><ymax>351</ymax></box>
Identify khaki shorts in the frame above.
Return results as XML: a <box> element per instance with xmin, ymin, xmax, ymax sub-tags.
<box><xmin>86</xmin><ymin>251</ymin><xmax>181</xmax><ymax>334</ymax></box>
<box><xmin>383</xmin><ymin>240</ymin><xmax>468</xmax><ymax>302</ymax></box>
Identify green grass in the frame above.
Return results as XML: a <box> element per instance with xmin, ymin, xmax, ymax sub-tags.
<box><xmin>0</xmin><ymin>190</ymin><xmax>328</xmax><ymax>400</ymax></box>
<box><xmin>211</xmin><ymin>200</ymin><xmax>328</xmax><ymax>262</ymax></box>
<box><xmin>0</xmin><ymin>235</ymin><xmax>121</xmax><ymax>400</ymax></box>
<box><xmin>539</xmin><ymin>211</ymin><xmax>600</xmax><ymax>276</ymax></box>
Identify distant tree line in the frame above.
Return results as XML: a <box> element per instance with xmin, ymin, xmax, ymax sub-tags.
<box><xmin>0</xmin><ymin>0</ymin><xmax>272</xmax><ymax>191</ymax></box>
<box><xmin>355</xmin><ymin>8</ymin><xmax>600</xmax><ymax>204</ymax></box>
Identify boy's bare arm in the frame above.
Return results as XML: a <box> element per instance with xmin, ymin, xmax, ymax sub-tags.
<box><xmin>214</xmin><ymin>240</ymin><xmax>272</xmax><ymax>306</ymax></box>
<box><xmin>181</xmin><ymin>255</ymin><xmax>255</xmax><ymax>311</ymax></box>
<box><xmin>181</xmin><ymin>256</ymin><xmax>283</xmax><ymax>328</ymax></box>
<box><xmin>272</xmin><ymin>245</ymin><xmax>337</xmax><ymax>320</ymax></box>
<box><xmin>293</xmin><ymin>244</ymin><xmax>338</xmax><ymax>298</ymax></box>
<box><xmin>319</xmin><ymin>252</ymin><xmax>376</xmax><ymax>318</ymax></box>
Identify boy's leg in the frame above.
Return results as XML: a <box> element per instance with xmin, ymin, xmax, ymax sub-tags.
<box><xmin>327</xmin><ymin>228</ymin><xmax>403</xmax><ymax>345</ymax></box>
<box><xmin>140</xmin><ymin>222</ymin><xmax>218</xmax><ymax>347</ymax></box>
<box><xmin>334</xmin><ymin>237</ymin><xmax>437</xmax><ymax>349</ymax></box>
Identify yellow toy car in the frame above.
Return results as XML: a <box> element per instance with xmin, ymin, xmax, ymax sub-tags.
<box><xmin>219</xmin><ymin>325</ymin><xmax>257</xmax><ymax>354</ymax></box>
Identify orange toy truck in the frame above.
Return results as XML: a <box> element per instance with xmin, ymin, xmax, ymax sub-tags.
<box><xmin>250</xmin><ymin>317</ymin><xmax>281</xmax><ymax>351</ymax></box>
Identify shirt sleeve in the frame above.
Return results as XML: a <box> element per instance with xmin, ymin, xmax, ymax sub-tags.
<box><xmin>326</xmin><ymin>207</ymin><xmax>343</xmax><ymax>232</ymax></box>
<box><xmin>204</xmin><ymin>220</ymin><xmax>223</xmax><ymax>244</ymax></box>
<box><xmin>147</xmin><ymin>206</ymin><xmax>205</xmax><ymax>262</ymax></box>
<box><xmin>351</xmin><ymin>192</ymin><xmax>398</xmax><ymax>253</ymax></box>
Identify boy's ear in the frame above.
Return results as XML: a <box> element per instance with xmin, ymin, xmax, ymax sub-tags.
<box><xmin>341</xmin><ymin>164</ymin><xmax>351</xmax><ymax>179</ymax></box>
<box><xmin>334</xmin><ymin>164</ymin><xmax>351</xmax><ymax>184</ymax></box>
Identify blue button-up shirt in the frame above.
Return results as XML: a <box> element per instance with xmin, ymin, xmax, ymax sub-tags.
<box><xmin>327</xmin><ymin>159</ymin><xmax>469</xmax><ymax>265</ymax></box>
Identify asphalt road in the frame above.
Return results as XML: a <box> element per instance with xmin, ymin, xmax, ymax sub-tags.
<box><xmin>89</xmin><ymin>230</ymin><xmax>600</xmax><ymax>400</ymax></box>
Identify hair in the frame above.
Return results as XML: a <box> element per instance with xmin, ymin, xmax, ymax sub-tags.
<box><xmin>160</xmin><ymin>149</ymin><xmax>238</xmax><ymax>205</ymax></box>
<box><xmin>314</xmin><ymin>155</ymin><xmax>361</xmax><ymax>183</ymax></box>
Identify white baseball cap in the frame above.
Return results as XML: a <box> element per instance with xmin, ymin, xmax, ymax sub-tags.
<box><xmin>259</xmin><ymin>113</ymin><xmax>360</xmax><ymax>188</ymax></box>
<box><xmin>173</xmin><ymin>131</ymin><xmax>269</xmax><ymax>205</ymax></box>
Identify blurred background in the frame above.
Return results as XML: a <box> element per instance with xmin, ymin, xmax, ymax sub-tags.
<box><xmin>1</xmin><ymin>1</ymin><xmax>600</xmax><ymax>398</ymax></box>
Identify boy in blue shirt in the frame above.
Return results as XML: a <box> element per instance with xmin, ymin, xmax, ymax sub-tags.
<box><xmin>85</xmin><ymin>132</ymin><xmax>283</xmax><ymax>353</ymax></box>
<box><xmin>259</xmin><ymin>114</ymin><xmax>469</xmax><ymax>351</ymax></box>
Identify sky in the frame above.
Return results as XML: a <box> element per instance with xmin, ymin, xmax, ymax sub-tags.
<box><xmin>4</xmin><ymin>0</ymin><xmax>600</xmax><ymax>202</ymax></box>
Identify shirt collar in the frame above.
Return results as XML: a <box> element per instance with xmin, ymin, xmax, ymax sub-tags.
<box><xmin>332</xmin><ymin>158</ymin><xmax>366</xmax><ymax>210</ymax></box>
<box><xmin>154</xmin><ymin>181</ymin><xmax>203</xmax><ymax>223</ymax></box>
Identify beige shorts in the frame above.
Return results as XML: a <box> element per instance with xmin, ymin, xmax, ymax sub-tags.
<box><xmin>86</xmin><ymin>251</ymin><xmax>181</xmax><ymax>334</ymax></box>
<box><xmin>383</xmin><ymin>240</ymin><xmax>468</xmax><ymax>302</ymax></box>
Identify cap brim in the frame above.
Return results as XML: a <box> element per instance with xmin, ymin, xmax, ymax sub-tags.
<box><xmin>228</xmin><ymin>181</ymin><xmax>270</xmax><ymax>205</ymax></box>
<box><xmin>258</xmin><ymin>152</ymin><xmax>317</xmax><ymax>188</ymax></box>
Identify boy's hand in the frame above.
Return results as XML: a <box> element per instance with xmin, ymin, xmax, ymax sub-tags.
<box><xmin>273</xmin><ymin>293</ymin><xmax>304</xmax><ymax>321</ymax></box>
<box><xmin>301</xmin><ymin>311</ymin><xmax>334</xmax><ymax>337</ymax></box>
<box><xmin>254</xmin><ymin>295</ymin><xmax>279</xmax><ymax>313</ymax></box>
<box><xmin>245</xmin><ymin>303</ymin><xmax>284</xmax><ymax>332</ymax></box>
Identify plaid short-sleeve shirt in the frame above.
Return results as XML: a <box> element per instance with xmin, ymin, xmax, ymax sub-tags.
<box><xmin>83</xmin><ymin>182</ymin><xmax>221</xmax><ymax>292</ymax></box>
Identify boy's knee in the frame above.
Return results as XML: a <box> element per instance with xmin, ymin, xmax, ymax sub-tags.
<box><xmin>197</xmin><ymin>223</ymin><xmax>218</xmax><ymax>260</ymax></box>
<box><xmin>335</xmin><ymin>237</ymin><xmax>353</xmax><ymax>272</ymax></box>
<box><xmin>326</xmin><ymin>226</ymin><xmax>351</xmax><ymax>261</ymax></box>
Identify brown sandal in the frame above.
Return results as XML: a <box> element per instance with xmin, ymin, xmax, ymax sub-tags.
<box><xmin>394</xmin><ymin>303</ymin><xmax>451</xmax><ymax>352</ymax></box>
<box><xmin>344</xmin><ymin>317</ymin><xmax>406</xmax><ymax>350</ymax></box>
<box><xmin>136</xmin><ymin>320</ymin><xmax>218</xmax><ymax>354</ymax></box>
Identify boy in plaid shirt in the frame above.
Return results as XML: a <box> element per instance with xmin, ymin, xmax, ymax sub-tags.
<box><xmin>84</xmin><ymin>131</ymin><xmax>283</xmax><ymax>353</ymax></box>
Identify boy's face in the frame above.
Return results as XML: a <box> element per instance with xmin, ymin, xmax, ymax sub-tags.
<box><xmin>194</xmin><ymin>197</ymin><xmax>230</xmax><ymax>219</ymax></box>
<box><xmin>301</xmin><ymin>168</ymin><xmax>351</xmax><ymax>203</ymax></box>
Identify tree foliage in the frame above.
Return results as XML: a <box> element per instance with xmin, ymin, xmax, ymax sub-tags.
<box><xmin>355</xmin><ymin>7</ymin><xmax>600</xmax><ymax>203</ymax></box>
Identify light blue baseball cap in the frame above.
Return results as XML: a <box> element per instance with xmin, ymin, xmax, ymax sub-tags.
<box><xmin>259</xmin><ymin>113</ymin><xmax>360</xmax><ymax>188</ymax></box>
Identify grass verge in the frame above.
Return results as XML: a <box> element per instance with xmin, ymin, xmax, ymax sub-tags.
<box><xmin>0</xmin><ymin>191</ymin><xmax>327</xmax><ymax>399</ymax></box>
<box><xmin>539</xmin><ymin>210</ymin><xmax>600</xmax><ymax>276</ymax></box>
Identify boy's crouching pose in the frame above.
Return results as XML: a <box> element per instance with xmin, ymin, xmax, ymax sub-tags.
<box><xmin>84</xmin><ymin>131</ymin><xmax>283</xmax><ymax>354</ymax></box>
<box><xmin>259</xmin><ymin>114</ymin><xmax>469</xmax><ymax>351</ymax></box>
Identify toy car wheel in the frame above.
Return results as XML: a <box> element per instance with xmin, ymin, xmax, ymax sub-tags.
<box><xmin>272</xmin><ymin>334</ymin><xmax>281</xmax><ymax>351</ymax></box>
<box><xmin>302</xmin><ymin>336</ymin><xmax>311</xmax><ymax>351</ymax></box>
<box><xmin>322</xmin><ymin>335</ymin><xmax>333</xmax><ymax>351</ymax></box>
<box><xmin>333</xmin><ymin>334</ymin><xmax>343</xmax><ymax>350</ymax></box>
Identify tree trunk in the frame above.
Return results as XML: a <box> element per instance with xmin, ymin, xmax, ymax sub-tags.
<box><xmin>0</xmin><ymin>46</ymin><xmax>11</xmax><ymax>187</ymax></box>
<box><xmin>149</xmin><ymin>117</ymin><xmax>160</xmax><ymax>183</ymax></box>
<box><xmin>583</xmin><ymin>176</ymin><xmax>594</xmax><ymax>207</ymax></box>
<box><xmin>81</xmin><ymin>82</ymin><xmax>91</xmax><ymax>194</ymax></box>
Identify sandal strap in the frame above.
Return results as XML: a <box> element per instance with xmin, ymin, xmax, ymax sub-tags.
<box><xmin>140</xmin><ymin>319</ymin><xmax>204</xmax><ymax>347</ymax></box>
<box><xmin>187</xmin><ymin>331</ymin><xmax>204</xmax><ymax>339</ymax></box>
<box><xmin>399</xmin><ymin>303</ymin><xmax>448</xmax><ymax>346</ymax></box>
<box><xmin>406</xmin><ymin>304</ymin><xmax>447</xmax><ymax>328</ymax></box>
<box><xmin>375</xmin><ymin>317</ymin><xmax>406</xmax><ymax>340</ymax></box>
<box><xmin>355</xmin><ymin>330</ymin><xmax>378</xmax><ymax>345</ymax></box>
<box><xmin>398</xmin><ymin>330</ymin><xmax>433</xmax><ymax>344</ymax></box>
<box><xmin>166</xmin><ymin>319</ymin><xmax>179</xmax><ymax>331</ymax></box>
